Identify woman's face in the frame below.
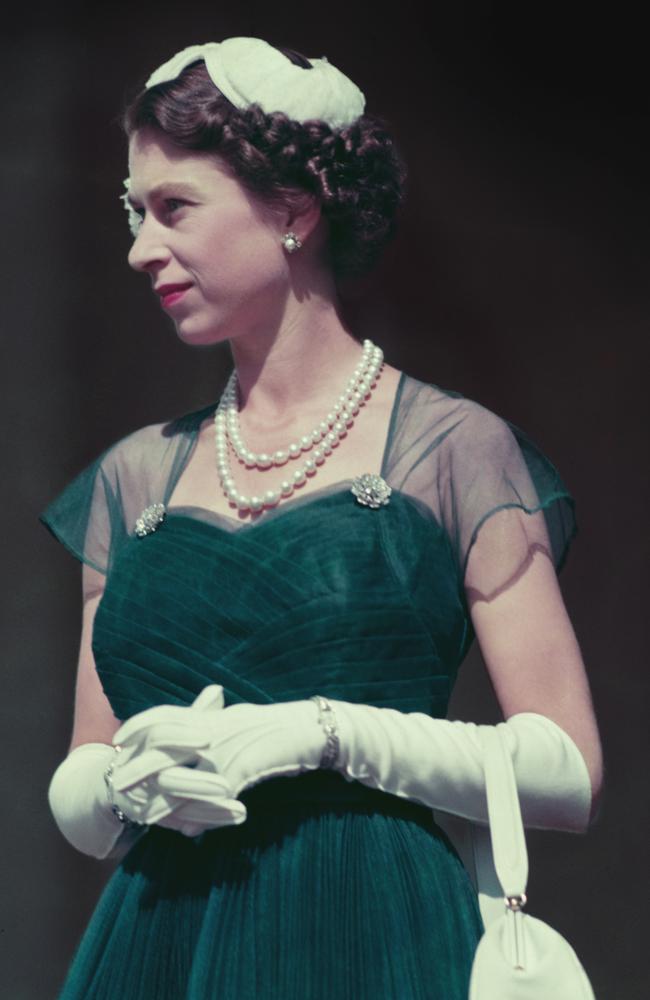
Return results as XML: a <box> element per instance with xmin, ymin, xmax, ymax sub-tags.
<box><xmin>126</xmin><ymin>127</ymin><xmax>294</xmax><ymax>347</ymax></box>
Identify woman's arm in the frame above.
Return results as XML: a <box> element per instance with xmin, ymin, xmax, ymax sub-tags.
<box><xmin>68</xmin><ymin>563</ymin><xmax>122</xmax><ymax>751</ymax></box>
<box><xmin>465</xmin><ymin>507</ymin><xmax>604</xmax><ymax>824</ymax></box>
<box><xmin>49</xmin><ymin>564</ymin><xmax>246</xmax><ymax>856</ymax></box>
<box><xmin>46</xmin><ymin>563</ymin><xmax>128</xmax><ymax>858</ymax></box>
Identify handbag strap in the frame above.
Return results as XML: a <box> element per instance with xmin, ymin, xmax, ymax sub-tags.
<box><xmin>481</xmin><ymin>725</ymin><xmax>529</xmax><ymax>900</ymax></box>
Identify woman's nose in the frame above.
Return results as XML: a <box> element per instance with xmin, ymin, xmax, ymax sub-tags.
<box><xmin>127</xmin><ymin>219</ymin><xmax>171</xmax><ymax>272</ymax></box>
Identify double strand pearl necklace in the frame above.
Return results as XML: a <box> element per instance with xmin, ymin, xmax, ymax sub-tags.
<box><xmin>213</xmin><ymin>339</ymin><xmax>384</xmax><ymax>515</ymax></box>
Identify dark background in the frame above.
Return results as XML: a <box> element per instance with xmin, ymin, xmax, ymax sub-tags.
<box><xmin>2</xmin><ymin>2</ymin><xmax>648</xmax><ymax>997</ymax></box>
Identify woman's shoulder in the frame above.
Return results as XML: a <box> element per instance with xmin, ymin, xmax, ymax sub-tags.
<box><xmin>397</xmin><ymin>371</ymin><xmax>515</xmax><ymax>445</ymax></box>
<box><xmin>98</xmin><ymin>399</ymin><xmax>217</xmax><ymax>473</ymax></box>
<box><xmin>395</xmin><ymin>371</ymin><xmax>577</xmax><ymax>575</ymax></box>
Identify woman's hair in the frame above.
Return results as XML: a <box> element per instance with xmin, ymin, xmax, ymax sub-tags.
<box><xmin>120</xmin><ymin>47</ymin><xmax>408</xmax><ymax>283</ymax></box>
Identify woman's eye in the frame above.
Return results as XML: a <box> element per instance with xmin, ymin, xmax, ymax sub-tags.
<box><xmin>120</xmin><ymin>195</ymin><xmax>186</xmax><ymax>239</ymax></box>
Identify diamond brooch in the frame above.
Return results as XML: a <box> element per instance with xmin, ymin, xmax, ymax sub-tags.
<box><xmin>134</xmin><ymin>503</ymin><xmax>166</xmax><ymax>537</ymax></box>
<box><xmin>350</xmin><ymin>474</ymin><xmax>392</xmax><ymax>509</ymax></box>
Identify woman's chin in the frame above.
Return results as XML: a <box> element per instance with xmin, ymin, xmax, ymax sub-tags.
<box><xmin>173</xmin><ymin>320</ymin><xmax>230</xmax><ymax>349</ymax></box>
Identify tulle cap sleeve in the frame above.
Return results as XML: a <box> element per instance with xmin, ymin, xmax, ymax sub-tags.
<box><xmin>38</xmin><ymin>412</ymin><xmax>204</xmax><ymax>575</ymax></box>
<box><xmin>385</xmin><ymin>378</ymin><xmax>578</xmax><ymax>590</ymax></box>
<box><xmin>39</xmin><ymin>447</ymin><xmax>127</xmax><ymax>575</ymax></box>
<box><xmin>444</xmin><ymin>405</ymin><xmax>578</xmax><ymax>586</ymax></box>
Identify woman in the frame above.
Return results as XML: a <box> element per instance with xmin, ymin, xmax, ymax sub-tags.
<box><xmin>41</xmin><ymin>37</ymin><xmax>603</xmax><ymax>999</ymax></box>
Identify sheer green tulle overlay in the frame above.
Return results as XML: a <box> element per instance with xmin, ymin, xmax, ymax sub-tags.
<box><xmin>39</xmin><ymin>374</ymin><xmax>577</xmax><ymax>999</ymax></box>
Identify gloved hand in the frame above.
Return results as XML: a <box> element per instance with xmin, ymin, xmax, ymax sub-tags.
<box><xmin>151</xmin><ymin>693</ymin><xmax>327</xmax><ymax>806</ymax></box>
<box><xmin>48</xmin><ymin>742</ymin><xmax>138</xmax><ymax>860</ymax></box>
<box><xmin>108</xmin><ymin>685</ymin><xmax>248</xmax><ymax>837</ymax></box>
<box><xmin>112</xmin><ymin>686</ymin><xmax>326</xmax><ymax>831</ymax></box>
<box><xmin>47</xmin><ymin>687</ymin><xmax>247</xmax><ymax>858</ymax></box>
<box><xmin>325</xmin><ymin>702</ymin><xmax>593</xmax><ymax>833</ymax></box>
<box><xmin>47</xmin><ymin>741</ymin><xmax>197</xmax><ymax>859</ymax></box>
<box><xmin>107</xmin><ymin>738</ymin><xmax>246</xmax><ymax>835</ymax></box>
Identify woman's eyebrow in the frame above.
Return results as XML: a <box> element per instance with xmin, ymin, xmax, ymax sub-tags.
<box><xmin>127</xmin><ymin>181</ymin><xmax>202</xmax><ymax>206</ymax></box>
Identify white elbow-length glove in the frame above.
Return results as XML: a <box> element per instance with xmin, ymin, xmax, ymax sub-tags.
<box><xmin>47</xmin><ymin>687</ymin><xmax>247</xmax><ymax>860</ymax></box>
<box><xmin>324</xmin><ymin>702</ymin><xmax>593</xmax><ymax>833</ymax></box>
<box><xmin>152</xmin><ymin>690</ymin><xmax>592</xmax><ymax>836</ymax></box>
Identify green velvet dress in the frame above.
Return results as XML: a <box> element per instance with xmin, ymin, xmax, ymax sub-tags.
<box><xmin>39</xmin><ymin>372</ymin><xmax>577</xmax><ymax>999</ymax></box>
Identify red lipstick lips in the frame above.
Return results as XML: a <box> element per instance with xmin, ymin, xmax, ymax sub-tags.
<box><xmin>155</xmin><ymin>283</ymin><xmax>192</xmax><ymax>309</ymax></box>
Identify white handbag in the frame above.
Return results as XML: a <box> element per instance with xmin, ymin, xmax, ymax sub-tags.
<box><xmin>468</xmin><ymin>725</ymin><xmax>596</xmax><ymax>999</ymax></box>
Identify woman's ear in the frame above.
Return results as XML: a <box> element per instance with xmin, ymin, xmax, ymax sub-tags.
<box><xmin>285</xmin><ymin>191</ymin><xmax>323</xmax><ymax>243</ymax></box>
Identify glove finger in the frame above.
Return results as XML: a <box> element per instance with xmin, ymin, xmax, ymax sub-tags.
<box><xmin>115</xmin><ymin>719</ymin><xmax>216</xmax><ymax>754</ymax></box>
<box><xmin>111</xmin><ymin>746</ymin><xmax>201</xmax><ymax>791</ymax></box>
<box><xmin>141</xmin><ymin>725</ymin><xmax>215</xmax><ymax>752</ymax></box>
<box><xmin>114</xmin><ymin>788</ymin><xmax>181</xmax><ymax>826</ymax></box>
<box><xmin>113</xmin><ymin>704</ymin><xmax>197</xmax><ymax>744</ymax></box>
<box><xmin>191</xmin><ymin>684</ymin><xmax>225</xmax><ymax>712</ymax></box>
<box><xmin>155</xmin><ymin>766</ymin><xmax>235</xmax><ymax>800</ymax></box>
<box><xmin>117</xmin><ymin>779</ymin><xmax>232</xmax><ymax>827</ymax></box>
<box><xmin>114</xmin><ymin>688</ymin><xmax>224</xmax><ymax>747</ymax></box>
<box><xmin>114</xmin><ymin>705</ymin><xmax>220</xmax><ymax>748</ymax></box>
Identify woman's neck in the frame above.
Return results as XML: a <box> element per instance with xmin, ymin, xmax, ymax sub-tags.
<box><xmin>228</xmin><ymin>303</ymin><xmax>366</xmax><ymax>427</ymax></box>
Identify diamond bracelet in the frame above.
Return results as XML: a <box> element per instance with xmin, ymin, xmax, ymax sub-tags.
<box><xmin>103</xmin><ymin>744</ymin><xmax>147</xmax><ymax>828</ymax></box>
<box><xmin>309</xmin><ymin>695</ymin><xmax>340</xmax><ymax>769</ymax></box>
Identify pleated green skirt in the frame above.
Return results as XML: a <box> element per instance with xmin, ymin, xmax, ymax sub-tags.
<box><xmin>58</xmin><ymin>773</ymin><xmax>483</xmax><ymax>999</ymax></box>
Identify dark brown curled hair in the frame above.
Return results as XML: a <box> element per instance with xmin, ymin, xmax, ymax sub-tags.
<box><xmin>121</xmin><ymin>47</ymin><xmax>408</xmax><ymax>283</ymax></box>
